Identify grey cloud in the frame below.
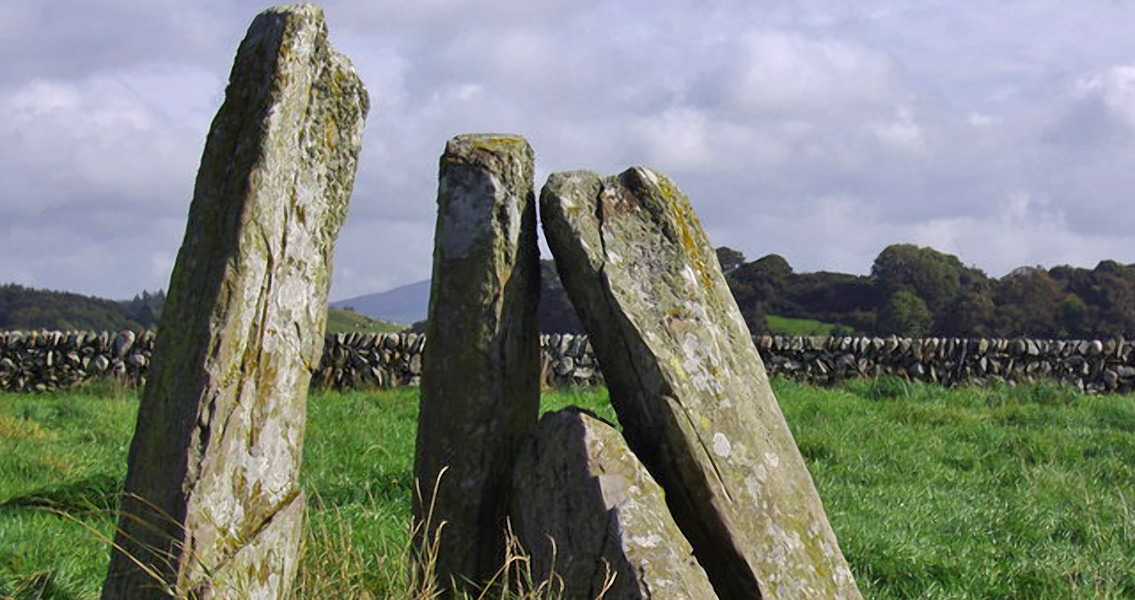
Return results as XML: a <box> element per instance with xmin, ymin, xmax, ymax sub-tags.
<box><xmin>4</xmin><ymin>0</ymin><xmax>1135</xmax><ymax>301</ymax></box>
<box><xmin>0</xmin><ymin>0</ymin><xmax>251</xmax><ymax>82</ymax></box>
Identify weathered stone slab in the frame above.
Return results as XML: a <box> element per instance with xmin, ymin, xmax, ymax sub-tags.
<box><xmin>413</xmin><ymin>134</ymin><xmax>540</xmax><ymax>592</ymax></box>
<box><xmin>512</xmin><ymin>408</ymin><xmax>718</xmax><ymax>600</ymax></box>
<box><xmin>540</xmin><ymin>168</ymin><xmax>861</xmax><ymax>599</ymax></box>
<box><xmin>102</xmin><ymin>5</ymin><xmax>368</xmax><ymax>599</ymax></box>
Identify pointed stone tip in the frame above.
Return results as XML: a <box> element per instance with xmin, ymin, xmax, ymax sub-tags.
<box><xmin>618</xmin><ymin>165</ymin><xmax>671</xmax><ymax>192</ymax></box>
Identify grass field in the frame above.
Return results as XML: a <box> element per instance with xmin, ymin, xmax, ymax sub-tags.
<box><xmin>2</xmin><ymin>380</ymin><xmax>1134</xmax><ymax>599</ymax></box>
<box><xmin>765</xmin><ymin>314</ymin><xmax>854</xmax><ymax>336</ymax></box>
<box><xmin>326</xmin><ymin>308</ymin><xmax>405</xmax><ymax>335</ymax></box>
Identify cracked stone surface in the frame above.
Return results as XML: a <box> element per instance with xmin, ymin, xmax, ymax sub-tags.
<box><xmin>413</xmin><ymin>133</ymin><xmax>540</xmax><ymax>594</ymax></box>
<box><xmin>540</xmin><ymin>168</ymin><xmax>862</xmax><ymax>600</ymax></box>
<box><xmin>101</xmin><ymin>4</ymin><xmax>368</xmax><ymax>599</ymax></box>
<box><xmin>512</xmin><ymin>408</ymin><xmax>718</xmax><ymax>600</ymax></box>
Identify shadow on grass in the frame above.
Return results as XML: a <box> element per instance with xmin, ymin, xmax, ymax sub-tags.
<box><xmin>0</xmin><ymin>474</ymin><xmax>121</xmax><ymax>514</ymax></box>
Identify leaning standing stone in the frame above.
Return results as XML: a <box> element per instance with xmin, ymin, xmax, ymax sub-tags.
<box><xmin>541</xmin><ymin>168</ymin><xmax>861</xmax><ymax>600</ymax></box>
<box><xmin>413</xmin><ymin>134</ymin><xmax>540</xmax><ymax>593</ymax></box>
<box><xmin>102</xmin><ymin>5</ymin><xmax>368</xmax><ymax>600</ymax></box>
<box><xmin>512</xmin><ymin>408</ymin><xmax>718</xmax><ymax>600</ymax></box>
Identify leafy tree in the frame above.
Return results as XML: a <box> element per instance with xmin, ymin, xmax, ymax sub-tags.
<box><xmin>728</xmin><ymin>254</ymin><xmax>793</xmax><ymax>310</ymax></box>
<box><xmin>938</xmin><ymin>290</ymin><xmax>996</xmax><ymax>336</ymax></box>
<box><xmin>749</xmin><ymin>253</ymin><xmax>793</xmax><ymax>278</ymax></box>
<box><xmin>1083</xmin><ymin>263</ymin><xmax>1135</xmax><ymax>336</ymax></box>
<box><xmin>727</xmin><ymin>254</ymin><xmax>794</xmax><ymax>332</ymax></box>
<box><xmin>1057</xmin><ymin>294</ymin><xmax>1090</xmax><ymax>337</ymax></box>
<box><xmin>744</xmin><ymin>301</ymin><xmax>769</xmax><ymax>334</ymax></box>
<box><xmin>714</xmin><ymin>246</ymin><xmax>746</xmax><ymax>275</ymax></box>
<box><xmin>876</xmin><ymin>290</ymin><xmax>933</xmax><ymax>337</ymax></box>
<box><xmin>993</xmin><ymin>267</ymin><xmax>1065</xmax><ymax>336</ymax></box>
<box><xmin>871</xmin><ymin>244</ymin><xmax>966</xmax><ymax>318</ymax></box>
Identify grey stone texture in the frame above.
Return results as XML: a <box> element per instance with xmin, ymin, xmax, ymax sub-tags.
<box><xmin>512</xmin><ymin>408</ymin><xmax>718</xmax><ymax>600</ymax></box>
<box><xmin>413</xmin><ymin>134</ymin><xmax>541</xmax><ymax>593</ymax></box>
<box><xmin>101</xmin><ymin>4</ymin><xmax>368</xmax><ymax>599</ymax></box>
<box><xmin>540</xmin><ymin>168</ymin><xmax>862</xmax><ymax>599</ymax></box>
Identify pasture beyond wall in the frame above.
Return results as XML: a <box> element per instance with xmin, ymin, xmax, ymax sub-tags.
<box><xmin>2</xmin><ymin>330</ymin><xmax>1134</xmax><ymax>394</ymax></box>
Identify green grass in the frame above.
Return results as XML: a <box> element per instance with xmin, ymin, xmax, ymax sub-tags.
<box><xmin>766</xmin><ymin>314</ymin><xmax>854</xmax><ymax>336</ymax></box>
<box><xmin>2</xmin><ymin>381</ymin><xmax>1134</xmax><ymax>598</ymax></box>
<box><xmin>325</xmin><ymin>308</ymin><xmax>404</xmax><ymax>335</ymax></box>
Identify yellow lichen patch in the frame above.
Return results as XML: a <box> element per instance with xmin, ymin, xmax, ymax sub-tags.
<box><xmin>660</xmin><ymin>178</ymin><xmax>716</xmax><ymax>292</ymax></box>
<box><xmin>0</xmin><ymin>414</ymin><xmax>58</xmax><ymax>441</ymax></box>
<box><xmin>470</xmin><ymin>135</ymin><xmax>526</xmax><ymax>153</ymax></box>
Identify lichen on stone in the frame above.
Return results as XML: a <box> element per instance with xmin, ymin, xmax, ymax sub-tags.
<box><xmin>102</xmin><ymin>5</ymin><xmax>368</xmax><ymax>599</ymax></box>
<box><xmin>540</xmin><ymin>166</ymin><xmax>862</xmax><ymax>599</ymax></box>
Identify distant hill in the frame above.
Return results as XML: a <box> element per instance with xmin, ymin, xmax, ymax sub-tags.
<box><xmin>338</xmin><ymin>262</ymin><xmax>584</xmax><ymax>333</ymax></box>
<box><xmin>325</xmin><ymin>308</ymin><xmax>403</xmax><ymax>334</ymax></box>
<box><xmin>331</xmin><ymin>279</ymin><xmax>431</xmax><ymax>326</ymax></box>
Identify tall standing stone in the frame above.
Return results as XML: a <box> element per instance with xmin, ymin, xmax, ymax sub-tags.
<box><xmin>541</xmin><ymin>168</ymin><xmax>861</xmax><ymax>600</ymax></box>
<box><xmin>413</xmin><ymin>134</ymin><xmax>540</xmax><ymax>593</ymax></box>
<box><xmin>512</xmin><ymin>408</ymin><xmax>718</xmax><ymax>600</ymax></box>
<box><xmin>101</xmin><ymin>5</ymin><xmax>368</xmax><ymax>599</ymax></box>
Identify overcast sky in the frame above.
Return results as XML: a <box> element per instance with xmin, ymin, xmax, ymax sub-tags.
<box><xmin>3</xmin><ymin>1</ymin><xmax>1135</xmax><ymax>301</ymax></box>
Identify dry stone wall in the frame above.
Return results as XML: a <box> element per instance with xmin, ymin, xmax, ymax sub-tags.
<box><xmin>3</xmin><ymin>330</ymin><xmax>1134</xmax><ymax>394</ymax></box>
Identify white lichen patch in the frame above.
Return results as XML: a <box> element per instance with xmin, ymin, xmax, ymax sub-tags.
<box><xmin>683</xmin><ymin>299</ymin><xmax>710</xmax><ymax>323</ymax></box>
<box><xmin>712</xmin><ymin>432</ymin><xmax>731</xmax><ymax>458</ymax></box>
<box><xmin>631</xmin><ymin>533</ymin><xmax>663</xmax><ymax>548</ymax></box>
<box><xmin>680</xmin><ymin>264</ymin><xmax>698</xmax><ymax>288</ymax></box>
<box><xmin>746</xmin><ymin>471</ymin><xmax>766</xmax><ymax>498</ymax></box>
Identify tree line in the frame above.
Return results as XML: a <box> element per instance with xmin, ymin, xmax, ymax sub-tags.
<box><xmin>717</xmin><ymin>244</ymin><xmax>1135</xmax><ymax>338</ymax></box>
<box><xmin>6</xmin><ymin>243</ymin><xmax>1135</xmax><ymax>338</ymax></box>
<box><xmin>0</xmin><ymin>284</ymin><xmax>164</xmax><ymax>332</ymax></box>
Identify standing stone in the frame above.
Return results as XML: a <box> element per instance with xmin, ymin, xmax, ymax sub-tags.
<box><xmin>512</xmin><ymin>408</ymin><xmax>718</xmax><ymax>600</ymax></box>
<box><xmin>541</xmin><ymin>168</ymin><xmax>861</xmax><ymax>600</ymax></box>
<box><xmin>413</xmin><ymin>134</ymin><xmax>540</xmax><ymax>593</ymax></box>
<box><xmin>102</xmin><ymin>5</ymin><xmax>368</xmax><ymax>600</ymax></box>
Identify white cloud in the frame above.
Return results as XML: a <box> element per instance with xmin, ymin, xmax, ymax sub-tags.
<box><xmin>730</xmin><ymin>188</ymin><xmax>1126</xmax><ymax>279</ymax></box>
<box><xmin>1075</xmin><ymin>64</ymin><xmax>1135</xmax><ymax>129</ymax></box>
<box><xmin>968</xmin><ymin>113</ymin><xmax>999</xmax><ymax>128</ymax></box>
<box><xmin>723</xmin><ymin>31</ymin><xmax>897</xmax><ymax>117</ymax></box>
<box><xmin>868</xmin><ymin>106</ymin><xmax>924</xmax><ymax>153</ymax></box>
<box><xmin>632</xmin><ymin>108</ymin><xmax>714</xmax><ymax>170</ymax></box>
<box><xmin>0</xmin><ymin>66</ymin><xmax>214</xmax><ymax>218</ymax></box>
